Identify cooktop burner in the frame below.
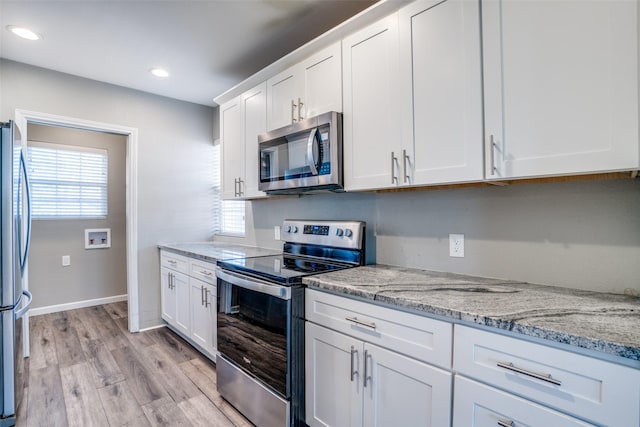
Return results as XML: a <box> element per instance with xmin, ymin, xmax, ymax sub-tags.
<box><xmin>217</xmin><ymin>254</ymin><xmax>353</xmax><ymax>285</ymax></box>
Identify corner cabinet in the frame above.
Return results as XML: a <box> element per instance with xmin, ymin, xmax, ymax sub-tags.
<box><xmin>483</xmin><ymin>0</ymin><xmax>639</xmax><ymax>180</ymax></box>
<box><xmin>266</xmin><ymin>41</ymin><xmax>342</xmax><ymax>131</ymax></box>
<box><xmin>305</xmin><ymin>289</ymin><xmax>452</xmax><ymax>427</ymax></box>
<box><xmin>220</xmin><ymin>82</ymin><xmax>267</xmax><ymax>200</ymax></box>
<box><xmin>398</xmin><ymin>0</ymin><xmax>484</xmax><ymax>186</ymax></box>
<box><xmin>159</xmin><ymin>250</ymin><xmax>217</xmax><ymax>361</ymax></box>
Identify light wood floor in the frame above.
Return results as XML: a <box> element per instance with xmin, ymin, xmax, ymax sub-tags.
<box><xmin>16</xmin><ymin>302</ymin><xmax>253</xmax><ymax>427</ymax></box>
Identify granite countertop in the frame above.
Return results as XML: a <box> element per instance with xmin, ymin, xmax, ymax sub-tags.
<box><xmin>158</xmin><ymin>242</ymin><xmax>280</xmax><ymax>263</ymax></box>
<box><xmin>303</xmin><ymin>264</ymin><xmax>640</xmax><ymax>363</ymax></box>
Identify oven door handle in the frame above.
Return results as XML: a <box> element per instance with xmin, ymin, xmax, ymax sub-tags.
<box><xmin>216</xmin><ymin>268</ymin><xmax>292</xmax><ymax>300</ymax></box>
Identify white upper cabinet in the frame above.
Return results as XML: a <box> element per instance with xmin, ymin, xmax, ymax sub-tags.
<box><xmin>343</xmin><ymin>13</ymin><xmax>402</xmax><ymax>191</ymax></box>
<box><xmin>220</xmin><ymin>83</ymin><xmax>267</xmax><ymax>200</ymax></box>
<box><xmin>483</xmin><ymin>0</ymin><xmax>639</xmax><ymax>180</ymax></box>
<box><xmin>267</xmin><ymin>42</ymin><xmax>342</xmax><ymax>131</ymax></box>
<box><xmin>241</xmin><ymin>82</ymin><xmax>267</xmax><ymax>199</ymax></box>
<box><xmin>399</xmin><ymin>0</ymin><xmax>483</xmax><ymax>186</ymax></box>
<box><xmin>220</xmin><ymin>97</ymin><xmax>243</xmax><ymax>200</ymax></box>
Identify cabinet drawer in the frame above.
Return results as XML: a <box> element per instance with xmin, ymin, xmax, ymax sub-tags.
<box><xmin>453</xmin><ymin>375</ymin><xmax>595</xmax><ymax>427</ymax></box>
<box><xmin>189</xmin><ymin>259</ymin><xmax>217</xmax><ymax>284</ymax></box>
<box><xmin>306</xmin><ymin>289</ymin><xmax>452</xmax><ymax>369</ymax></box>
<box><xmin>453</xmin><ymin>325</ymin><xmax>640</xmax><ymax>426</ymax></box>
<box><xmin>160</xmin><ymin>251</ymin><xmax>189</xmax><ymax>274</ymax></box>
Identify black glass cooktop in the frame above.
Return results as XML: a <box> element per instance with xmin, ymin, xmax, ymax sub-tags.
<box><xmin>217</xmin><ymin>254</ymin><xmax>354</xmax><ymax>285</ymax></box>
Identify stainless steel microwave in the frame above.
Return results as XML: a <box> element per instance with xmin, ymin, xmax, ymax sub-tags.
<box><xmin>258</xmin><ymin>111</ymin><xmax>342</xmax><ymax>194</ymax></box>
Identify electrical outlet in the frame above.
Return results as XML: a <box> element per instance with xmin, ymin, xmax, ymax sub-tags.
<box><xmin>62</xmin><ymin>255</ymin><xmax>71</xmax><ymax>266</ymax></box>
<box><xmin>274</xmin><ymin>226</ymin><xmax>281</xmax><ymax>241</ymax></box>
<box><xmin>449</xmin><ymin>234</ymin><xmax>464</xmax><ymax>258</ymax></box>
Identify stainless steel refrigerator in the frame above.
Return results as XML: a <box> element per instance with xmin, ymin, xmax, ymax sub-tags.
<box><xmin>1</xmin><ymin>121</ymin><xmax>32</xmax><ymax>426</ymax></box>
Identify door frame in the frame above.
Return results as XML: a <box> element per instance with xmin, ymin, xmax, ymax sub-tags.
<box><xmin>15</xmin><ymin>109</ymin><xmax>140</xmax><ymax>332</ymax></box>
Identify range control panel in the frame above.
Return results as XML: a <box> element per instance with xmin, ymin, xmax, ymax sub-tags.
<box><xmin>281</xmin><ymin>220</ymin><xmax>365</xmax><ymax>250</ymax></box>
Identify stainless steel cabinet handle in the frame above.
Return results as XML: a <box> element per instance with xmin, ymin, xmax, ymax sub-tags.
<box><xmin>497</xmin><ymin>419</ymin><xmax>514</xmax><ymax>427</ymax></box>
<box><xmin>291</xmin><ymin>99</ymin><xmax>297</xmax><ymax>123</ymax></box>
<box><xmin>391</xmin><ymin>152</ymin><xmax>398</xmax><ymax>184</ymax></box>
<box><xmin>199</xmin><ymin>270</ymin><xmax>213</xmax><ymax>276</ymax></box>
<box><xmin>205</xmin><ymin>290</ymin><xmax>212</xmax><ymax>308</ymax></box>
<box><xmin>201</xmin><ymin>285</ymin><xmax>205</xmax><ymax>306</ymax></box>
<box><xmin>490</xmin><ymin>134</ymin><xmax>500</xmax><ymax>176</ymax></box>
<box><xmin>234</xmin><ymin>177</ymin><xmax>238</xmax><ymax>197</ymax></box>
<box><xmin>167</xmin><ymin>259</ymin><xmax>177</xmax><ymax>264</ymax></box>
<box><xmin>298</xmin><ymin>98</ymin><xmax>304</xmax><ymax>121</ymax></box>
<box><xmin>168</xmin><ymin>272</ymin><xmax>173</xmax><ymax>289</ymax></box>
<box><xmin>350</xmin><ymin>346</ymin><xmax>358</xmax><ymax>382</ymax></box>
<box><xmin>238</xmin><ymin>178</ymin><xmax>244</xmax><ymax>197</ymax></box>
<box><xmin>402</xmin><ymin>149</ymin><xmax>411</xmax><ymax>184</ymax></box>
<box><xmin>496</xmin><ymin>361</ymin><xmax>562</xmax><ymax>386</ymax></box>
<box><xmin>363</xmin><ymin>350</ymin><xmax>371</xmax><ymax>387</ymax></box>
<box><xmin>345</xmin><ymin>316</ymin><xmax>376</xmax><ymax>329</ymax></box>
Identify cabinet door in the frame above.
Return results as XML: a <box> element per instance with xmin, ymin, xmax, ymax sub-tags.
<box><xmin>483</xmin><ymin>0</ymin><xmax>639</xmax><ymax>179</ymax></box>
<box><xmin>363</xmin><ymin>343</ymin><xmax>452</xmax><ymax>427</ymax></box>
<box><xmin>173</xmin><ymin>271</ymin><xmax>190</xmax><ymax>336</ymax></box>
<box><xmin>343</xmin><ymin>13</ymin><xmax>402</xmax><ymax>191</ymax></box>
<box><xmin>300</xmin><ymin>42</ymin><xmax>342</xmax><ymax>119</ymax></box>
<box><xmin>189</xmin><ymin>277</ymin><xmax>211</xmax><ymax>353</ymax></box>
<box><xmin>399</xmin><ymin>0</ymin><xmax>483</xmax><ymax>186</ymax></box>
<box><xmin>453</xmin><ymin>376</ymin><xmax>596</xmax><ymax>427</ymax></box>
<box><xmin>267</xmin><ymin>65</ymin><xmax>300</xmax><ymax>131</ymax></box>
<box><xmin>220</xmin><ymin>97</ymin><xmax>244</xmax><ymax>199</ymax></box>
<box><xmin>242</xmin><ymin>82</ymin><xmax>267</xmax><ymax>198</ymax></box>
<box><xmin>160</xmin><ymin>267</ymin><xmax>176</xmax><ymax>326</ymax></box>
<box><xmin>305</xmin><ymin>323</ymin><xmax>363</xmax><ymax>427</ymax></box>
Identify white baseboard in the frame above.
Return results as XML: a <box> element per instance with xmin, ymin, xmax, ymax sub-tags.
<box><xmin>138</xmin><ymin>323</ymin><xmax>166</xmax><ymax>332</ymax></box>
<box><xmin>28</xmin><ymin>294</ymin><xmax>128</xmax><ymax>317</ymax></box>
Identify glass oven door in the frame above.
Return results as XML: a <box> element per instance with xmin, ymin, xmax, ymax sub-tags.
<box><xmin>216</xmin><ymin>268</ymin><xmax>291</xmax><ymax>398</ymax></box>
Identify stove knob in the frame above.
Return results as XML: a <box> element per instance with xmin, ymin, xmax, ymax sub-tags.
<box><xmin>344</xmin><ymin>229</ymin><xmax>353</xmax><ymax>238</ymax></box>
<box><xmin>291</xmin><ymin>226</ymin><xmax>298</xmax><ymax>233</ymax></box>
<box><xmin>336</xmin><ymin>228</ymin><xmax>344</xmax><ymax>237</ymax></box>
<box><xmin>285</xmin><ymin>225</ymin><xmax>291</xmax><ymax>233</ymax></box>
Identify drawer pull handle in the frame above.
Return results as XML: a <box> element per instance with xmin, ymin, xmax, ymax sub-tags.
<box><xmin>497</xmin><ymin>419</ymin><xmax>514</xmax><ymax>427</ymax></box>
<box><xmin>345</xmin><ymin>316</ymin><xmax>376</xmax><ymax>329</ymax></box>
<box><xmin>199</xmin><ymin>270</ymin><xmax>213</xmax><ymax>276</ymax></box>
<box><xmin>496</xmin><ymin>361</ymin><xmax>562</xmax><ymax>386</ymax></box>
<box><xmin>350</xmin><ymin>346</ymin><xmax>358</xmax><ymax>382</ymax></box>
<box><xmin>363</xmin><ymin>349</ymin><xmax>371</xmax><ymax>387</ymax></box>
<box><xmin>167</xmin><ymin>260</ymin><xmax>177</xmax><ymax>264</ymax></box>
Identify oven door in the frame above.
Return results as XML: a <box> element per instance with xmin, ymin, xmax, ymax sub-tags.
<box><xmin>216</xmin><ymin>268</ymin><xmax>291</xmax><ymax>397</ymax></box>
<box><xmin>258</xmin><ymin>111</ymin><xmax>342</xmax><ymax>193</ymax></box>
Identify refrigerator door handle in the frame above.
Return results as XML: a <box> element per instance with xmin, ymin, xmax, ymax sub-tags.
<box><xmin>20</xmin><ymin>150</ymin><xmax>32</xmax><ymax>272</ymax></box>
<box><xmin>14</xmin><ymin>289</ymin><xmax>32</xmax><ymax>319</ymax></box>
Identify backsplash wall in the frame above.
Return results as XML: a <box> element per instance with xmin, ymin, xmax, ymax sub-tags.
<box><xmin>216</xmin><ymin>178</ymin><xmax>640</xmax><ymax>295</ymax></box>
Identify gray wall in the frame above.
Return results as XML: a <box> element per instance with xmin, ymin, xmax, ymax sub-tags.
<box><xmin>216</xmin><ymin>178</ymin><xmax>640</xmax><ymax>295</ymax></box>
<box><xmin>1</xmin><ymin>59</ymin><xmax>215</xmax><ymax>329</ymax></box>
<box><xmin>27</xmin><ymin>124</ymin><xmax>127</xmax><ymax>309</ymax></box>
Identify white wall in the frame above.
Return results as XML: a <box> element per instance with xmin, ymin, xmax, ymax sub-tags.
<box><xmin>217</xmin><ymin>178</ymin><xmax>640</xmax><ymax>295</ymax></box>
<box><xmin>1</xmin><ymin>59</ymin><xmax>216</xmax><ymax>328</ymax></box>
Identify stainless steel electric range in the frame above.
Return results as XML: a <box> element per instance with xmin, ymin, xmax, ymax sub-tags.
<box><xmin>216</xmin><ymin>220</ymin><xmax>366</xmax><ymax>427</ymax></box>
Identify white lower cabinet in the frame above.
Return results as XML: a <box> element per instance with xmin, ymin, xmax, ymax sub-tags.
<box><xmin>453</xmin><ymin>375</ymin><xmax>595</xmax><ymax>427</ymax></box>
<box><xmin>159</xmin><ymin>250</ymin><xmax>217</xmax><ymax>360</ymax></box>
<box><xmin>305</xmin><ymin>290</ymin><xmax>452</xmax><ymax>427</ymax></box>
<box><xmin>189</xmin><ymin>277</ymin><xmax>216</xmax><ymax>356</ymax></box>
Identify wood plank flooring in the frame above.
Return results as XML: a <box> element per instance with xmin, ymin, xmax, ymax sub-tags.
<box><xmin>17</xmin><ymin>302</ymin><xmax>253</xmax><ymax>427</ymax></box>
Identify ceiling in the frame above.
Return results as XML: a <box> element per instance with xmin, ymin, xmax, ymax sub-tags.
<box><xmin>0</xmin><ymin>0</ymin><xmax>378</xmax><ymax>107</ymax></box>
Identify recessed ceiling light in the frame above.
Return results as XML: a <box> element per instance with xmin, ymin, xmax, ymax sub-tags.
<box><xmin>150</xmin><ymin>68</ymin><xmax>170</xmax><ymax>78</ymax></box>
<box><xmin>7</xmin><ymin>26</ymin><xmax>40</xmax><ymax>41</ymax></box>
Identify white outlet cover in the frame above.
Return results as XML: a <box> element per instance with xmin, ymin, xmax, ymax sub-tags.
<box><xmin>62</xmin><ymin>255</ymin><xmax>71</xmax><ymax>266</ymax></box>
<box><xmin>449</xmin><ymin>234</ymin><xmax>464</xmax><ymax>258</ymax></box>
<box><xmin>274</xmin><ymin>225</ymin><xmax>281</xmax><ymax>241</ymax></box>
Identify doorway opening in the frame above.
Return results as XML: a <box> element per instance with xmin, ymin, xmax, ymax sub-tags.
<box><xmin>15</xmin><ymin>110</ymin><xmax>140</xmax><ymax>333</ymax></box>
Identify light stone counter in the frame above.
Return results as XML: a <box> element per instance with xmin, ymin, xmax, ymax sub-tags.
<box><xmin>158</xmin><ymin>242</ymin><xmax>280</xmax><ymax>263</ymax></box>
<box><xmin>303</xmin><ymin>264</ymin><xmax>640</xmax><ymax>363</ymax></box>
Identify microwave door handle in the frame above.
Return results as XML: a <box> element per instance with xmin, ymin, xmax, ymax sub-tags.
<box><xmin>306</xmin><ymin>127</ymin><xmax>320</xmax><ymax>175</ymax></box>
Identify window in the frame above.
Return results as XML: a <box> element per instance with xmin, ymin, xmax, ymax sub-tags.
<box><xmin>27</xmin><ymin>141</ymin><xmax>108</xmax><ymax>219</ymax></box>
<box><xmin>212</xmin><ymin>142</ymin><xmax>245</xmax><ymax>235</ymax></box>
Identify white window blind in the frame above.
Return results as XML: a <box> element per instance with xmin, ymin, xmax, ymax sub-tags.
<box><xmin>212</xmin><ymin>143</ymin><xmax>245</xmax><ymax>235</ymax></box>
<box><xmin>27</xmin><ymin>141</ymin><xmax>108</xmax><ymax>219</ymax></box>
